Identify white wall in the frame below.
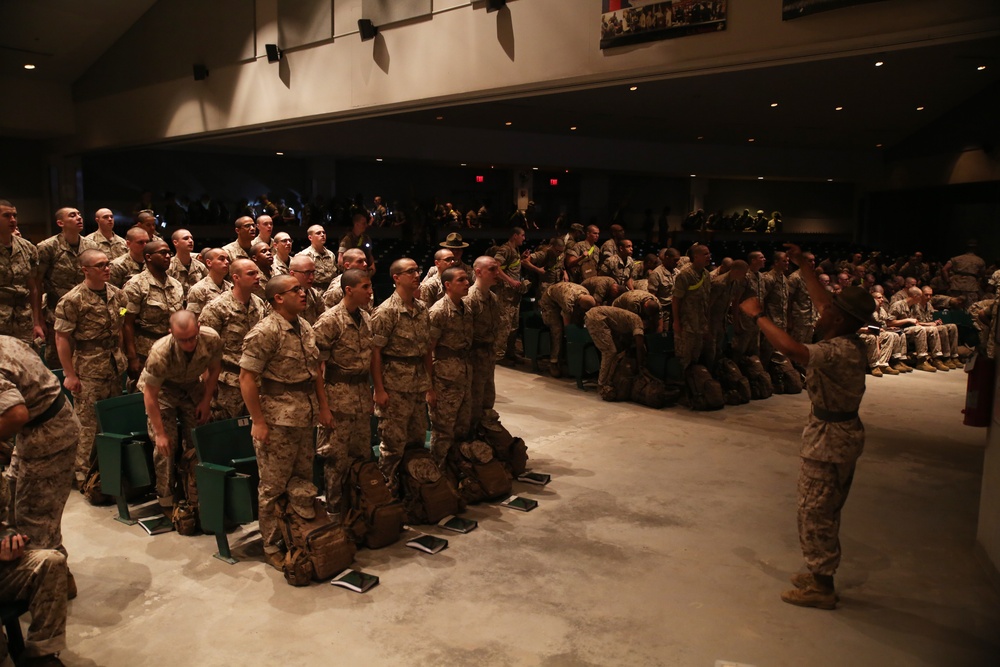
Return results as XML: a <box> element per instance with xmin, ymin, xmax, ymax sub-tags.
<box><xmin>69</xmin><ymin>0</ymin><xmax>1000</xmax><ymax>151</ymax></box>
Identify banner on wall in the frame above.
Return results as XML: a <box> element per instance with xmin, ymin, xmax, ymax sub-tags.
<box><xmin>782</xmin><ymin>0</ymin><xmax>887</xmax><ymax>21</ymax></box>
<box><xmin>600</xmin><ymin>1</ymin><xmax>727</xmax><ymax>50</ymax></box>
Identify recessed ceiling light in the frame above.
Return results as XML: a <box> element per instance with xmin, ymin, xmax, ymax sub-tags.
<box><xmin>977</xmin><ymin>65</ymin><xmax>987</xmax><ymax>71</ymax></box>
<box><xmin>770</xmin><ymin>102</ymin><xmax>778</xmax><ymax>108</ymax></box>
<box><xmin>460</xmin><ymin>163</ymin><xmax>467</xmax><ymax>166</ymax></box>
<box><xmin>23</xmin><ymin>64</ymin><xmax>35</xmax><ymax>70</ymax></box>
<box><xmin>689</xmin><ymin>174</ymin><xmax>697</xmax><ymax>177</ymax></box>
<box><xmin>748</xmin><ymin>138</ymin><xmax>755</xmax><ymax>142</ymax></box>
<box><xmin>436</xmin><ymin>115</ymin><xmax>444</xmax><ymax>120</ymax></box>
<box><xmin>875</xmin><ymin>60</ymin><xmax>884</xmax><ymax>67</ymax></box>
<box><xmin>916</xmin><ymin>106</ymin><xmax>925</xmax><ymax>111</ymax></box>
<box><xmin>876</xmin><ymin>143</ymin><xmax>883</xmax><ymax>148</ymax></box>
<box><xmin>570</xmin><ymin>126</ymin><xmax>577</xmax><ymax>131</ymax></box>
<box><xmin>827</xmin><ymin>178</ymin><xmax>833</xmax><ymax>182</ymax></box>
<box><xmin>376</xmin><ymin>158</ymin><xmax>383</xmax><ymax>162</ymax></box>
<box><xmin>532</xmin><ymin>167</ymin><xmax>538</xmax><ymax>171</ymax></box>
<box><xmin>629</xmin><ymin>86</ymin><xmax>638</xmax><ymax>91</ymax></box>
<box><xmin>504</xmin><ymin>121</ymin><xmax>512</xmax><ymax>126</ymax></box>
<box><xmin>697</xmin><ymin>136</ymin><xmax>704</xmax><ymax>140</ymax></box>
<box><xmin>565</xmin><ymin>169</ymin><xmax>569</xmax><ymax>173</ymax></box>
<box><xmin>835</xmin><ymin>106</ymin><xmax>843</xmax><ymax>111</ymax></box>
<box><xmin>275</xmin><ymin>152</ymin><xmax>284</xmax><ymax>156</ymax></box>
<box><xmin>757</xmin><ymin>176</ymin><xmax>764</xmax><ymax>180</ymax></box>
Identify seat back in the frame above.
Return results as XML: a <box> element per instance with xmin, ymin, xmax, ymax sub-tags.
<box><xmin>95</xmin><ymin>392</ymin><xmax>147</xmax><ymax>435</ymax></box>
<box><xmin>192</xmin><ymin>416</ymin><xmax>255</xmax><ymax>471</ymax></box>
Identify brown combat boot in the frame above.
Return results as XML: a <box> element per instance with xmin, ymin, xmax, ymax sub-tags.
<box><xmin>915</xmin><ymin>360</ymin><xmax>937</xmax><ymax>372</ymax></box>
<box><xmin>892</xmin><ymin>361</ymin><xmax>912</xmax><ymax>373</ymax></box>
<box><xmin>782</xmin><ymin>573</ymin><xmax>838</xmax><ymax>609</ymax></box>
<box><xmin>932</xmin><ymin>358</ymin><xmax>950</xmax><ymax>371</ymax></box>
<box><xmin>881</xmin><ymin>365</ymin><xmax>900</xmax><ymax>375</ymax></box>
<box><xmin>264</xmin><ymin>550</ymin><xmax>286</xmax><ymax>572</ymax></box>
<box><xmin>869</xmin><ymin>367</ymin><xmax>883</xmax><ymax>377</ymax></box>
<box><xmin>948</xmin><ymin>357</ymin><xmax>963</xmax><ymax>369</ymax></box>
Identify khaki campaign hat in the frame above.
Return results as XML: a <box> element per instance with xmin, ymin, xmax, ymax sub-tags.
<box><xmin>832</xmin><ymin>286</ymin><xmax>877</xmax><ymax>325</ymax></box>
<box><xmin>440</xmin><ymin>233</ymin><xmax>469</xmax><ymax>249</ymax></box>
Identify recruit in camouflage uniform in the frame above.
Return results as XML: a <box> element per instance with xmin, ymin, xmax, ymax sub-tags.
<box><xmin>580</xmin><ymin>275</ymin><xmax>619</xmax><ymax>306</ymax></box>
<box><xmin>37</xmin><ymin>224</ymin><xmax>100</xmax><ymax>368</ymax></box>
<box><xmin>86</xmin><ymin>216</ymin><xmax>127</xmax><ymax>260</ymax></box>
<box><xmin>671</xmin><ymin>247</ymin><xmax>712</xmax><ymax>371</ymax></box>
<box><xmin>240</xmin><ymin>301</ymin><xmax>325</xmax><ymax>565</ymax></box>
<box><xmin>428</xmin><ymin>270</ymin><xmax>474</xmax><ymax>467</ymax></box>
<box><xmin>371</xmin><ymin>284</ymin><xmax>432</xmax><ymax>490</ymax></box>
<box><xmin>313</xmin><ymin>286</ymin><xmax>374</xmax><ymax>510</ymax></box>
<box><xmin>493</xmin><ymin>230</ymin><xmax>526</xmax><ymax>362</ymax></box>
<box><xmin>0</xmin><ymin>336</ymin><xmax>79</xmax><ymax>557</ymax></box>
<box><xmin>540</xmin><ymin>282</ymin><xmax>592</xmax><ymax>373</ymax></box>
<box><xmin>185</xmin><ymin>275</ymin><xmax>231</xmax><ymax>316</ymax></box>
<box><xmin>296</xmin><ymin>244</ymin><xmax>338</xmax><ymax>292</ymax></box>
<box><xmin>647</xmin><ymin>251</ymin><xmax>679</xmax><ymax>329</ymax></box>
<box><xmin>0</xmin><ymin>539</ymin><xmax>68</xmax><ymax>664</ymax></box>
<box><xmin>599</xmin><ymin>241</ymin><xmax>635</xmax><ymax>290</ymax></box>
<box><xmin>198</xmin><ymin>287</ymin><xmax>266</xmax><ymax>420</ymax></box>
<box><xmin>167</xmin><ymin>254</ymin><xmax>208</xmax><ymax>300</ymax></box>
<box><xmin>760</xmin><ymin>254</ymin><xmax>790</xmax><ymax>365</ymax></box>
<box><xmin>732</xmin><ymin>255</ymin><xmax>767</xmax><ymax>359</ymax></box>
<box><xmin>108</xmin><ymin>252</ymin><xmax>143</xmax><ymax>289</ymax></box>
<box><xmin>122</xmin><ymin>268</ymin><xmax>185</xmax><ymax>371</ymax></box>
<box><xmin>53</xmin><ymin>272</ymin><xmax>127</xmax><ymax>485</ymax></box>
<box><xmin>584</xmin><ymin>306</ymin><xmax>645</xmax><ymax>399</ymax></box>
<box><xmin>138</xmin><ymin>321</ymin><xmax>222</xmax><ymax>514</ymax></box>
<box><xmin>525</xmin><ymin>241</ymin><xmax>564</xmax><ymax>302</ymax></box>
<box><xmin>916</xmin><ymin>290</ymin><xmax>961</xmax><ymax>365</ymax></box>
<box><xmin>707</xmin><ymin>264</ymin><xmax>748</xmax><ymax>368</ymax></box>
<box><xmin>887</xmin><ymin>294</ymin><xmax>936</xmax><ymax>368</ymax></box>
<box><xmin>787</xmin><ymin>267</ymin><xmax>818</xmax><ymax>344</ymax></box>
<box><xmin>465</xmin><ymin>259</ymin><xmax>502</xmax><ymax>430</ymax></box>
<box><xmin>946</xmin><ymin>245</ymin><xmax>985</xmax><ymax>306</ymax></box>
<box><xmin>0</xmin><ymin>232</ymin><xmax>40</xmax><ymax>345</ymax></box>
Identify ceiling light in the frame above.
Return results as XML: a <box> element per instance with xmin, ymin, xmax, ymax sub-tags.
<box><xmin>570</xmin><ymin>126</ymin><xmax>577</xmax><ymax>131</ymax></box>
<box><xmin>697</xmin><ymin>136</ymin><xmax>704</xmax><ymax>140</ymax></box>
<box><xmin>827</xmin><ymin>178</ymin><xmax>833</xmax><ymax>182</ymax></box>
<box><xmin>23</xmin><ymin>64</ymin><xmax>35</xmax><ymax>70</ymax></box>
<box><xmin>275</xmin><ymin>152</ymin><xmax>284</xmax><ymax>156</ymax></box>
<box><xmin>690</xmin><ymin>174</ymin><xmax>697</xmax><ymax>177</ymax></box>
<box><xmin>505</xmin><ymin>121</ymin><xmax>512</xmax><ymax>126</ymax></box>
<box><xmin>916</xmin><ymin>106</ymin><xmax>925</xmax><ymax>111</ymax></box>
<box><xmin>460</xmin><ymin>163</ymin><xmax>467</xmax><ymax>166</ymax></box>
<box><xmin>748</xmin><ymin>138</ymin><xmax>755</xmax><ymax>142</ymax></box>
<box><xmin>835</xmin><ymin>106</ymin><xmax>843</xmax><ymax>111</ymax></box>
<box><xmin>875</xmin><ymin>60</ymin><xmax>884</xmax><ymax>67</ymax></box>
<box><xmin>376</xmin><ymin>158</ymin><xmax>383</xmax><ymax>162</ymax></box>
<box><xmin>629</xmin><ymin>86</ymin><xmax>638</xmax><ymax>91</ymax></box>
<box><xmin>770</xmin><ymin>102</ymin><xmax>778</xmax><ymax>108</ymax></box>
<box><xmin>436</xmin><ymin>116</ymin><xmax>444</xmax><ymax>120</ymax></box>
<box><xmin>757</xmin><ymin>176</ymin><xmax>764</xmax><ymax>180</ymax></box>
<box><xmin>977</xmin><ymin>65</ymin><xmax>986</xmax><ymax>71</ymax></box>
<box><xmin>565</xmin><ymin>169</ymin><xmax>569</xmax><ymax>173</ymax></box>
<box><xmin>532</xmin><ymin>167</ymin><xmax>538</xmax><ymax>170</ymax></box>
<box><xmin>876</xmin><ymin>143</ymin><xmax>883</xmax><ymax>148</ymax></box>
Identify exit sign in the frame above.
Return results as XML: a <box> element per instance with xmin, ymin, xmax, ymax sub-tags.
<box><xmin>550</xmin><ymin>178</ymin><xmax>559</xmax><ymax>186</ymax></box>
<box><xmin>475</xmin><ymin>175</ymin><xmax>484</xmax><ymax>183</ymax></box>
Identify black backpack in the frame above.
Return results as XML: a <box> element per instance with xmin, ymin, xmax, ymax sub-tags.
<box><xmin>400</xmin><ymin>444</ymin><xmax>464</xmax><ymax>524</ymax></box>
<box><xmin>342</xmin><ymin>459</ymin><xmax>405</xmax><ymax>549</ymax></box>
<box><xmin>684</xmin><ymin>364</ymin><xmax>725</xmax><ymax>411</ymax></box>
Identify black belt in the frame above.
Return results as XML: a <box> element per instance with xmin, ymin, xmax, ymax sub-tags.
<box><xmin>471</xmin><ymin>341</ymin><xmax>493</xmax><ymax>350</ymax></box>
<box><xmin>434</xmin><ymin>346</ymin><xmax>469</xmax><ymax>360</ymax></box>
<box><xmin>382</xmin><ymin>354</ymin><xmax>422</xmax><ymax>363</ymax></box>
<box><xmin>812</xmin><ymin>406</ymin><xmax>859</xmax><ymax>423</ymax></box>
<box><xmin>260</xmin><ymin>379</ymin><xmax>314</xmax><ymax>395</ymax></box>
<box><xmin>0</xmin><ymin>291</ymin><xmax>28</xmax><ymax>307</ymax></box>
<box><xmin>324</xmin><ymin>368</ymin><xmax>369</xmax><ymax>385</ymax></box>
<box><xmin>76</xmin><ymin>338</ymin><xmax>117</xmax><ymax>352</ymax></box>
<box><xmin>25</xmin><ymin>393</ymin><xmax>66</xmax><ymax>429</ymax></box>
<box><xmin>221</xmin><ymin>360</ymin><xmax>241</xmax><ymax>373</ymax></box>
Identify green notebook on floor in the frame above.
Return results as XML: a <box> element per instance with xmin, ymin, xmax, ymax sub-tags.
<box><xmin>330</xmin><ymin>569</ymin><xmax>380</xmax><ymax>593</ymax></box>
<box><xmin>138</xmin><ymin>516</ymin><xmax>175</xmax><ymax>536</ymax></box>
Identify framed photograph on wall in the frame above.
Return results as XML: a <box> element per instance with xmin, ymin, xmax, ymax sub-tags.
<box><xmin>600</xmin><ymin>1</ymin><xmax>727</xmax><ymax>50</ymax></box>
<box><xmin>782</xmin><ymin>0</ymin><xmax>888</xmax><ymax>21</ymax></box>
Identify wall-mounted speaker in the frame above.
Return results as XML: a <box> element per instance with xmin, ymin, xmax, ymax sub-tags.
<box><xmin>486</xmin><ymin>0</ymin><xmax>507</xmax><ymax>12</ymax></box>
<box><xmin>265</xmin><ymin>44</ymin><xmax>283</xmax><ymax>63</ymax></box>
<box><xmin>192</xmin><ymin>64</ymin><xmax>209</xmax><ymax>81</ymax></box>
<box><xmin>358</xmin><ymin>19</ymin><xmax>378</xmax><ymax>41</ymax></box>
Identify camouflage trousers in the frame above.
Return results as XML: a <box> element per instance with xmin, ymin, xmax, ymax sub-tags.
<box><xmin>587</xmin><ymin>319</ymin><xmax>623</xmax><ymax>395</ymax></box>
<box><xmin>429</xmin><ymin>359</ymin><xmax>472</xmax><ymax>467</ymax></box>
<box><xmin>148</xmin><ymin>394</ymin><xmax>199</xmax><ymax>509</ymax></box>
<box><xmin>42</xmin><ymin>310</ymin><xmax>61</xmax><ymax>370</ymax></box>
<box><xmin>539</xmin><ymin>297</ymin><xmax>565</xmax><ymax>364</ymax></box>
<box><xmin>254</xmin><ymin>425</ymin><xmax>315</xmax><ymax>554</ymax></box>
<box><xmin>797</xmin><ymin>457</ymin><xmax>856</xmax><ymax>576</ymax></box>
<box><xmin>376</xmin><ymin>391</ymin><xmax>428</xmax><ymax>493</ymax></box>
<box><xmin>494</xmin><ymin>298</ymin><xmax>520</xmax><ymax>361</ymax></box>
<box><xmin>902</xmin><ymin>326</ymin><xmax>930</xmax><ymax>357</ymax></box>
<box><xmin>74</xmin><ymin>375</ymin><xmax>121</xmax><ymax>483</ymax></box>
<box><xmin>211</xmin><ymin>381</ymin><xmax>247</xmax><ymax>421</ymax></box>
<box><xmin>14</xmin><ymin>403</ymin><xmax>78</xmax><ymax>553</ymax></box>
<box><xmin>0</xmin><ymin>548</ymin><xmax>68</xmax><ymax>662</ymax></box>
<box><xmin>675</xmin><ymin>329</ymin><xmax>713</xmax><ymax>372</ymax></box>
<box><xmin>0</xmin><ymin>304</ymin><xmax>35</xmax><ymax>345</ymax></box>
<box><xmin>731</xmin><ymin>319</ymin><xmax>760</xmax><ymax>359</ymax></box>
<box><xmin>934</xmin><ymin>323</ymin><xmax>960</xmax><ymax>357</ymax></box>
<box><xmin>469</xmin><ymin>345</ymin><xmax>497</xmax><ymax>431</ymax></box>
<box><xmin>862</xmin><ymin>332</ymin><xmax>894</xmax><ymax>367</ymax></box>
<box><xmin>789</xmin><ymin>320</ymin><xmax>815</xmax><ymax>345</ymax></box>
<box><xmin>317</xmin><ymin>411</ymin><xmax>372</xmax><ymax>512</ymax></box>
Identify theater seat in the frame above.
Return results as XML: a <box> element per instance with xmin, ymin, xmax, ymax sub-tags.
<box><xmin>565</xmin><ymin>324</ymin><xmax>601</xmax><ymax>389</ymax></box>
<box><xmin>94</xmin><ymin>393</ymin><xmax>155</xmax><ymax>524</ymax></box>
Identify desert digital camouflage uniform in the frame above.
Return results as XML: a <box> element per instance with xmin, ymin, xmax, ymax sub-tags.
<box><xmin>37</xmin><ymin>233</ymin><xmax>100</xmax><ymax>367</ymax></box>
<box><xmin>887</xmin><ymin>299</ymin><xmax>933</xmax><ymax>358</ymax></box>
<box><xmin>185</xmin><ymin>276</ymin><xmax>231</xmax><ymax>316</ymax></box>
<box><xmin>198</xmin><ymin>290</ymin><xmax>266</xmax><ymax>420</ymax></box>
<box><xmin>798</xmin><ymin>334</ymin><xmax>867</xmax><ymax>577</ymax></box>
<box><xmin>323</xmin><ymin>274</ymin><xmax>373</xmax><ymax>311</ymax></box>
<box><xmin>968</xmin><ymin>298</ymin><xmax>997</xmax><ymax>357</ymax></box>
<box><xmin>600</xmin><ymin>252</ymin><xmax>634</xmax><ymax>288</ymax></box>
<box><xmin>0</xmin><ymin>337</ymin><xmax>78</xmax><ymax>555</ymax></box>
<box><xmin>787</xmin><ymin>269</ymin><xmax>818</xmax><ymax>344</ymax></box>
<box><xmin>86</xmin><ymin>229</ymin><xmax>127</xmax><ymax>260</ymax></box>
<box><xmin>529</xmin><ymin>247</ymin><xmax>564</xmax><ymax>302</ymax></box>
<box><xmin>272</xmin><ymin>255</ymin><xmax>290</xmax><ymax>276</ymax></box>
<box><xmin>631</xmin><ymin>260</ymin><xmax>650</xmax><ymax>291</ymax></box>
<box><xmin>239</xmin><ymin>312</ymin><xmax>321</xmax><ymax>555</ymax></box>
<box><xmin>429</xmin><ymin>295</ymin><xmax>473</xmax><ymax>466</ymax></box>
<box><xmin>122</xmin><ymin>270</ymin><xmax>184</xmax><ymax>359</ymax></box>
<box><xmin>0</xmin><ymin>235</ymin><xmax>38</xmax><ymax>344</ymax></box>
<box><xmin>424</xmin><ymin>259</ymin><xmax>472</xmax><ymax>283</ymax></box>
<box><xmin>612</xmin><ymin>289</ymin><xmax>659</xmax><ymax>319</ymax></box>
<box><xmin>221</xmin><ymin>240</ymin><xmax>251</xmax><ymax>265</ymax></box>
<box><xmin>138</xmin><ymin>327</ymin><xmax>222</xmax><ymax>508</ymax></box>
<box><xmin>108</xmin><ymin>253</ymin><xmax>143</xmax><ymax>289</ymax></box>
<box><xmin>313</xmin><ymin>303</ymin><xmax>373</xmax><ymax>508</ymax></box>
<box><xmin>732</xmin><ymin>269</ymin><xmax>766</xmax><ymax>359</ymax></box>
<box><xmin>371</xmin><ymin>291</ymin><xmax>431</xmax><ymax>485</ymax></box>
<box><xmin>565</xmin><ymin>239</ymin><xmax>598</xmax><ymax>283</ymax></box>
<box><xmin>707</xmin><ymin>273</ymin><xmax>742</xmax><ymax>365</ymax></box>
<box><xmin>540</xmin><ymin>282</ymin><xmax>590</xmax><ymax>367</ymax></box>
<box><xmin>948</xmin><ymin>250</ymin><xmax>985</xmax><ymax>304</ymax></box>
<box><xmin>647</xmin><ymin>264</ymin><xmax>678</xmax><ymax>328</ymax></box>
<box><xmin>418</xmin><ymin>272</ymin><xmax>445</xmax><ymax>309</ymax></box>
<box><xmin>53</xmin><ymin>282</ymin><xmax>127</xmax><ymax>482</ymax></box>
<box><xmin>581</xmin><ymin>276</ymin><xmax>618</xmax><ymax>305</ymax></box>
<box><xmin>0</xmin><ymin>546</ymin><xmax>68</xmax><ymax>662</ymax></box>
<box><xmin>672</xmin><ymin>263</ymin><xmax>712</xmax><ymax>370</ymax></box>
<box><xmin>873</xmin><ymin>305</ymin><xmax>908</xmax><ymax>363</ymax></box>
<box><xmin>760</xmin><ymin>268</ymin><xmax>789</xmax><ymax>364</ymax></box>
<box><xmin>584</xmin><ymin>306</ymin><xmax>643</xmax><ymax>398</ymax></box>
<box><xmin>296</xmin><ymin>246</ymin><xmax>338</xmax><ymax>291</ymax></box>
<box><xmin>466</xmin><ymin>282</ymin><xmax>501</xmax><ymax>430</ymax></box>
<box><xmin>493</xmin><ymin>241</ymin><xmax>523</xmax><ymax>360</ymax></box>
<box><xmin>167</xmin><ymin>255</ymin><xmax>208</xmax><ymax>299</ymax></box>
<box><xmin>301</xmin><ymin>286</ymin><xmax>325</xmax><ymax>325</ymax></box>
<box><xmin>913</xmin><ymin>300</ymin><xmax>958</xmax><ymax>358</ymax></box>
<box><xmin>599</xmin><ymin>238</ymin><xmax>619</xmax><ymax>267</ymax></box>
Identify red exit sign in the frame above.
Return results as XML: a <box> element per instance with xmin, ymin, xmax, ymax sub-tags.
<box><xmin>549</xmin><ymin>178</ymin><xmax>559</xmax><ymax>186</ymax></box>
<box><xmin>475</xmin><ymin>175</ymin><xmax>484</xmax><ymax>183</ymax></box>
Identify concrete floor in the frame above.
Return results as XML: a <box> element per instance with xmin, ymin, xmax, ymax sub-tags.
<box><xmin>56</xmin><ymin>365</ymin><xmax>999</xmax><ymax>667</ymax></box>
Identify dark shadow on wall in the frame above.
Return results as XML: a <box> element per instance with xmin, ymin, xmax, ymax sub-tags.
<box><xmin>497</xmin><ymin>6</ymin><xmax>514</xmax><ymax>61</ymax></box>
<box><xmin>374</xmin><ymin>33</ymin><xmax>390</xmax><ymax>74</ymax></box>
<box><xmin>279</xmin><ymin>55</ymin><xmax>291</xmax><ymax>89</ymax></box>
